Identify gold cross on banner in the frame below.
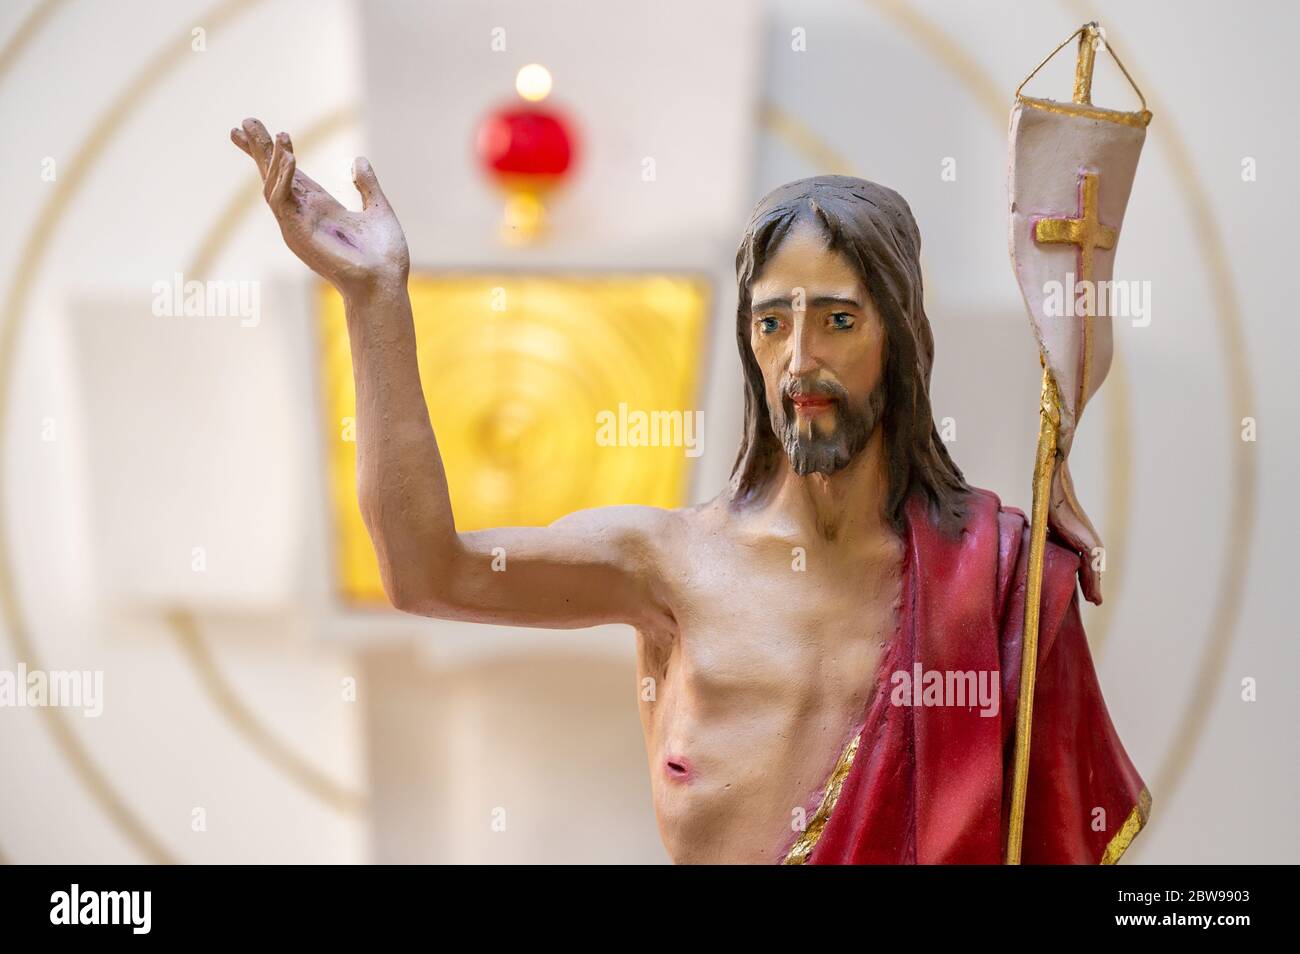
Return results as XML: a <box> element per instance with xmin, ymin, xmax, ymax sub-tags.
<box><xmin>1034</xmin><ymin>169</ymin><xmax>1116</xmax><ymax>281</ymax></box>
<box><xmin>1033</xmin><ymin>169</ymin><xmax>1116</xmax><ymax>411</ymax></box>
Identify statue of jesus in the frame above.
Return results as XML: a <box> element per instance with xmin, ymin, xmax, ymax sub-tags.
<box><xmin>231</xmin><ymin>118</ymin><xmax>1148</xmax><ymax>864</ymax></box>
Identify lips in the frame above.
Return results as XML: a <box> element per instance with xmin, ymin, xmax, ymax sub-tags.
<box><xmin>789</xmin><ymin>393</ymin><xmax>836</xmax><ymax>411</ymax></box>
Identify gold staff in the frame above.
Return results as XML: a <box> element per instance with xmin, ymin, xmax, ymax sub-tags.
<box><xmin>1005</xmin><ymin>22</ymin><xmax>1102</xmax><ymax>866</ymax></box>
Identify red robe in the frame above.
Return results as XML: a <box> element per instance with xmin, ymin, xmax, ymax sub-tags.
<box><xmin>803</xmin><ymin>487</ymin><xmax>1149</xmax><ymax>864</ymax></box>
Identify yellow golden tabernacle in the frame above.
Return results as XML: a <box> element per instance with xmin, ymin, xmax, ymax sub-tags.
<box><xmin>319</xmin><ymin>274</ymin><xmax>710</xmax><ymax>605</ymax></box>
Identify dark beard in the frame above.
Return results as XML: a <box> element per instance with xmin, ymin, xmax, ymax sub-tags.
<box><xmin>777</xmin><ymin>378</ymin><xmax>886</xmax><ymax>477</ymax></box>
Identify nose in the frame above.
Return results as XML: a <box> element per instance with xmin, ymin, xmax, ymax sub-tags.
<box><xmin>789</xmin><ymin>312</ymin><xmax>820</xmax><ymax>377</ymax></box>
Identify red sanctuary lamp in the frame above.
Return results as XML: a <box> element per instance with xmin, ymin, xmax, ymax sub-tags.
<box><xmin>474</xmin><ymin>64</ymin><xmax>578</xmax><ymax>244</ymax></box>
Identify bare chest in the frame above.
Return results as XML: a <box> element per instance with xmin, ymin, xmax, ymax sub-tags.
<box><xmin>656</xmin><ymin>533</ymin><xmax>901</xmax><ymax>697</ymax></box>
<box><xmin>635</xmin><ymin>535</ymin><xmax>903</xmax><ymax>863</ymax></box>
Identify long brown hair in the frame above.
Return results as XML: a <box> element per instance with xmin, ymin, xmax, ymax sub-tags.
<box><xmin>728</xmin><ymin>175</ymin><xmax>970</xmax><ymax>535</ymax></box>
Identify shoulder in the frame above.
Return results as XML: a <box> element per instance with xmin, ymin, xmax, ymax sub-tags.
<box><xmin>963</xmin><ymin>489</ymin><xmax>1083</xmax><ymax>653</ymax></box>
<box><xmin>548</xmin><ymin>503</ymin><xmax>688</xmax><ymax>563</ymax></box>
<box><xmin>941</xmin><ymin>488</ymin><xmax>1080</xmax><ymax>623</ymax></box>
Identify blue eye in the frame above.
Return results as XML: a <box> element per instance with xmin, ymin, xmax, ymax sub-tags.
<box><xmin>757</xmin><ymin>317</ymin><xmax>780</xmax><ymax>334</ymax></box>
<box><xmin>830</xmin><ymin>312</ymin><xmax>855</xmax><ymax>330</ymax></box>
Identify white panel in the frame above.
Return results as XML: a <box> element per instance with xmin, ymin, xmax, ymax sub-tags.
<box><xmin>63</xmin><ymin>289</ymin><xmax>305</xmax><ymax>612</ymax></box>
<box><xmin>359</xmin><ymin>0</ymin><xmax>763</xmax><ymax>264</ymax></box>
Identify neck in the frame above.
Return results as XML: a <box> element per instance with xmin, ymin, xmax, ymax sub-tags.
<box><xmin>767</xmin><ymin>426</ymin><xmax>893</xmax><ymax>545</ymax></box>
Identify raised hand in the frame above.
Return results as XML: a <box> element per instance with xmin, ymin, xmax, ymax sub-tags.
<box><xmin>230</xmin><ymin>118</ymin><xmax>409</xmax><ymax>297</ymax></box>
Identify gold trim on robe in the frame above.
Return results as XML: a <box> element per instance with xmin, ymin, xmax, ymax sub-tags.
<box><xmin>1100</xmin><ymin>788</ymin><xmax>1152</xmax><ymax>865</ymax></box>
<box><xmin>782</xmin><ymin>734</ymin><xmax>861</xmax><ymax>865</ymax></box>
<box><xmin>780</xmin><ymin>750</ymin><xmax>1152</xmax><ymax>864</ymax></box>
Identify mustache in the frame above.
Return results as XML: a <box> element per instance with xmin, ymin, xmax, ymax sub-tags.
<box><xmin>781</xmin><ymin>376</ymin><xmax>849</xmax><ymax>403</ymax></box>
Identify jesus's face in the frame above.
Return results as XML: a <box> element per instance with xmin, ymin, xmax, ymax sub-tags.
<box><xmin>748</xmin><ymin>221</ymin><xmax>888</xmax><ymax>477</ymax></box>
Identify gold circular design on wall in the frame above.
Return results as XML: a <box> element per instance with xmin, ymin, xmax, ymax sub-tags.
<box><xmin>0</xmin><ymin>0</ymin><xmax>265</xmax><ymax>864</ymax></box>
<box><xmin>169</xmin><ymin>610</ymin><xmax>365</xmax><ymax>814</ymax></box>
<box><xmin>0</xmin><ymin>0</ymin><xmax>66</xmax><ymax>85</ymax></box>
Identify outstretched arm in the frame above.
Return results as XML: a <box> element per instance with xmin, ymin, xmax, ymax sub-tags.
<box><xmin>231</xmin><ymin>119</ymin><xmax>674</xmax><ymax>632</ymax></box>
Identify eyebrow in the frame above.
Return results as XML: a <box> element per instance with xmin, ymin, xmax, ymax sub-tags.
<box><xmin>750</xmin><ymin>295</ymin><xmax>864</xmax><ymax>312</ymax></box>
<box><xmin>750</xmin><ymin>297</ymin><xmax>787</xmax><ymax>313</ymax></box>
<box><xmin>810</xmin><ymin>295</ymin><xmax>863</xmax><ymax>310</ymax></box>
